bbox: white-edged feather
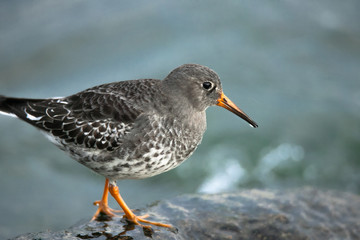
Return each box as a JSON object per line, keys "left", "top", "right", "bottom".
{"left": 25, "top": 111, "right": 42, "bottom": 121}
{"left": 0, "top": 110, "right": 17, "bottom": 118}
{"left": 52, "top": 96, "right": 68, "bottom": 104}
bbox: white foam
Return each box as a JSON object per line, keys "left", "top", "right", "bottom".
{"left": 197, "top": 159, "right": 246, "bottom": 194}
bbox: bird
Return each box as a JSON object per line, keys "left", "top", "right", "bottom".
{"left": 0, "top": 64, "right": 258, "bottom": 229}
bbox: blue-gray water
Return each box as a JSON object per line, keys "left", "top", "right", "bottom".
{"left": 0, "top": 1, "right": 359, "bottom": 239}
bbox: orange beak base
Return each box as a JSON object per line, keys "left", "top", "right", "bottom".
{"left": 216, "top": 93, "right": 258, "bottom": 128}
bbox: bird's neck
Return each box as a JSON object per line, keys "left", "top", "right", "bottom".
{"left": 155, "top": 85, "right": 207, "bottom": 132}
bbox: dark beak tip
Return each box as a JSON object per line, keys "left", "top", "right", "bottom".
{"left": 217, "top": 93, "right": 258, "bottom": 129}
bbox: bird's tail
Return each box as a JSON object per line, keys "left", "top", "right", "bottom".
{"left": 0, "top": 95, "right": 16, "bottom": 117}
{"left": 0, "top": 95, "right": 43, "bottom": 119}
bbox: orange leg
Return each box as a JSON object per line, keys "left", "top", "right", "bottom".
{"left": 108, "top": 181, "right": 173, "bottom": 229}
{"left": 91, "top": 179, "right": 122, "bottom": 221}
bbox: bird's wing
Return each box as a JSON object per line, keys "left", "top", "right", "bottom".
{"left": 1, "top": 80, "right": 160, "bottom": 151}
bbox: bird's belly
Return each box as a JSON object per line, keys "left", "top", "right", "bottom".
{"left": 53, "top": 114, "right": 206, "bottom": 180}
{"left": 105, "top": 136, "right": 201, "bottom": 180}
{"left": 98, "top": 115, "right": 206, "bottom": 180}
{"left": 57, "top": 128, "right": 203, "bottom": 180}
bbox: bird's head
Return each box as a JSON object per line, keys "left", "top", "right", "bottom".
{"left": 163, "top": 64, "right": 258, "bottom": 128}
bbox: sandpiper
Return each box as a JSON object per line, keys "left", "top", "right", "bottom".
{"left": 0, "top": 64, "right": 257, "bottom": 229}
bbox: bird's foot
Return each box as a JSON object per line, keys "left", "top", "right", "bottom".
{"left": 108, "top": 183, "right": 175, "bottom": 230}
{"left": 123, "top": 213, "right": 175, "bottom": 231}
{"left": 91, "top": 200, "right": 122, "bottom": 221}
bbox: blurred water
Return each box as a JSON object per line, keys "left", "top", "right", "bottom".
{"left": 0, "top": 1, "right": 359, "bottom": 239}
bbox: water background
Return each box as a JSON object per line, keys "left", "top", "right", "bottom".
{"left": 0, "top": 1, "right": 359, "bottom": 239}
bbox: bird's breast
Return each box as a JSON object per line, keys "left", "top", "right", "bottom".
{"left": 105, "top": 112, "right": 207, "bottom": 180}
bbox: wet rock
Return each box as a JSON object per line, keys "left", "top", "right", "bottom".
{"left": 12, "top": 188, "right": 360, "bottom": 240}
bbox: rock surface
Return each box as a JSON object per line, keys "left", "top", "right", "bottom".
{"left": 12, "top": 188, "right": 360, "bottom": 240}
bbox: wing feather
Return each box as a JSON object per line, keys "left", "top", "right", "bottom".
{"left": 0, "top": 79, "right": 162, "bottom": 151}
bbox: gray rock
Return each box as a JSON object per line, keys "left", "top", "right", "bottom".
{"left": 12, "top": 188, "right": 360, "bottom": 240}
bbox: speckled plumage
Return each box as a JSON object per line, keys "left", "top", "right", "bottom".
{"left": 0, "top": 64, "right": 258, "bottom": 227}
{"left": 0, "top": 64, "right": 236, "bottom": 181}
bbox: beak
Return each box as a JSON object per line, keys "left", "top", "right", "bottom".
{"left": 216, "top": 92, "right": 258, "bottom": 128}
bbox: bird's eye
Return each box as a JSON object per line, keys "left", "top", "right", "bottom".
{"left": 202, "top": 81, "right": 213, "bottom": 90}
